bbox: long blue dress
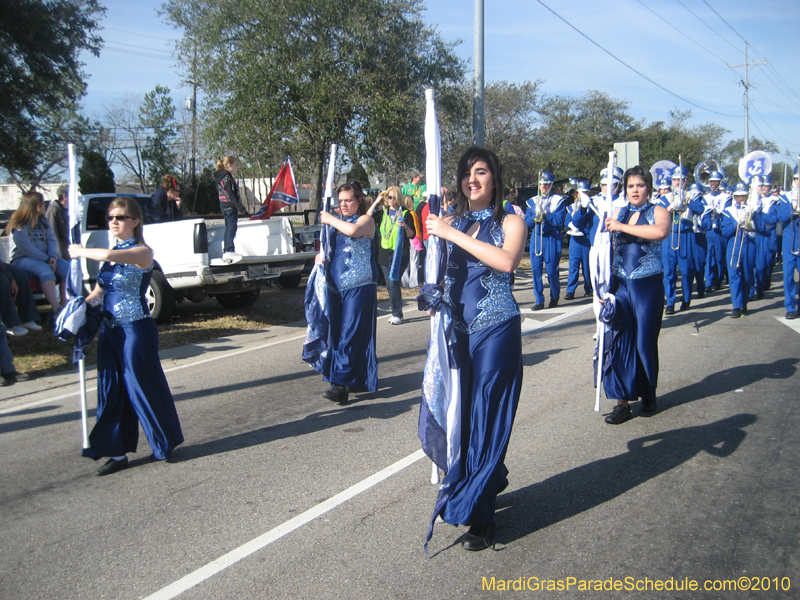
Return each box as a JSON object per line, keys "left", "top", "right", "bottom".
{"left": 435, "top": 209, "right": 522, "bottom": 527}
{"left": 602, "top": 202, "right": 664, "bottom": 405}
{"left": 82, "top": 239, "right": 183, "bottom": 461}
{"left": 322, "top": 216, "right": 378, "bottom": 392}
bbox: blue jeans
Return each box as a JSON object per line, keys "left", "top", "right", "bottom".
{"left": 0, "top": 263, "right": 39, "bottom": 326}
{"left": 0, "top": 322, "right": 15, "bottom": 374}
{"left": 379, "top": 264, "right": 403, "bottom": 319}
{"left": 221, "top": 206, "right": 238, "bottom": 253}
{"left": 11, "top": 256, "right": 69, "bottom": 283}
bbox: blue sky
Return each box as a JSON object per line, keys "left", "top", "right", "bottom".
{"left": 82, "top": 0, "right": 800, "bottom": 174}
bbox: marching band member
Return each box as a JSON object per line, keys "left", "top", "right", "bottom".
{"left": 761, "top": 174, "right": 779, "bottom": 288}
{"left": 700, "top": 171, "right": 731, "bottom": 290}
{"left": 662, "top": 166, "right": 697, "bottom": 314}
{"left": 687, "top": 182, "right": 707, "bottom": 299}
{"left": 774, "top": 168, "right": 799, "bottom": 319}
{"left": 753, "top": 175, "right": 776, "bottom": 299}
{"left": 564, "top": 180, "right": 595, "bottom": 299}
{"left": 602, "top": 166, "right": 670, "bottom": 424}
{"left": 525, "top": 171, "right": 566, "bottom": 309}
{"left": 721, "top": 182, "right": 766, "bottom": 318}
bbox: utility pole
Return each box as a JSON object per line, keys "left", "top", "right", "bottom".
{"left": 473, "top": 0, "right": 485, "bottom": 147}
{"left": 727, "top": 42, "right": 767, "bottom": 156}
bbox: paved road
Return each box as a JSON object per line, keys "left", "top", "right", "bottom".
{"left": 1, "top": 268, "right": 798, "bottom": 599}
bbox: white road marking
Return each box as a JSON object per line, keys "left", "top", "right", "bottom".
{"left": 774, "top": 315, "right": 800, "bottom": 335}
{"left": 142, "top": 449, "right": 427, "bottom": 600}
{"left": 521, "top": 304, "right": 593, "bottom": 335}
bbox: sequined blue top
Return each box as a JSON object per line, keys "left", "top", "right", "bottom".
{"left": 328, "top": 215, "right": 377, "bottom": 292}
{"left": 97, "top": 238, "right": 153, "bottom": 326}
{"left": 444, "top": 209, "right": 520, "bottom": 334}
{"left": 612, "top": 202, "right": 663, "bottom": 280}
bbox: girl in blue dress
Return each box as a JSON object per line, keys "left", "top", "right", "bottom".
{"left": 316, "top": 182, "right": 378, "bottom": 403}
{"left": 602, "top": 166, "right": 670, "bottom": 424}
{"left": 425, "top": 147, "right": 527, "bottom": 551}
{"left": 69, "top": 198, "right": 183, "bottom": 475}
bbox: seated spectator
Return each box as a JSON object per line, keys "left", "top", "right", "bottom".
{"left": 7, "top": 192, "right": 68, "bottom": 318}
{"left": 146, "top": 175, "right": 183, "bottom": 224}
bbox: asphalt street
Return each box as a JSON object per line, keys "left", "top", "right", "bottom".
{"left": 0, "top": 266, "right": 798, "bottom": 600}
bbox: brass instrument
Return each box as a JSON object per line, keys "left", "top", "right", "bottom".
{"left": 532, "top": 171, "right": 546, "bottom": 257}
{"left": 694, "top": 158, "right": 725, "bottom": 192}
{"left": 730, "top": 178, "right": 760, "bottom": 269}
{"left": 670, "top": 155, "right": 687, "bottom": 251}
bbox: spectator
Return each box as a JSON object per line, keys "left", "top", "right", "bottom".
{"left": 146, "top": 175, "right": 184, "bottom": 224}
{"left": 7, "top": 192, "right": 69, "bottom": 317}
{"left": 0, "top": 320, "right": 33, "bottom": 386}
{"left": 46, "top": 184, "right": 70, "bottom": 260}
{"left": 0, "top": 243, "right": 42, "bottom": 336}
{"left": 402, "top": 173, "right": 427, "bottom": 210}
{"left": 215, "top": 156, "right": 249, "bottom": 263}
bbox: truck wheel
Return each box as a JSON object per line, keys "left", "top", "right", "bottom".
{"left": 146, "top": 270, "right": 176, "bottom": 323}
{"left": 277, "top": 273, "right": 302, "bottom": 289}
{"left": 216, "top": 288, "right": 260, "bottom": 309}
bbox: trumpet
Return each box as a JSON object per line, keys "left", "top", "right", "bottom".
{"left": 730, "top": 182, "right": 760, "bottom": 269}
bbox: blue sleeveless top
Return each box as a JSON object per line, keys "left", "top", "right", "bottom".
{"left": 97, "top": 238, "right": 153, "bottom": 326}
{"left": 327, "top": 215, "right": 377, "bottom": 292}
{"left": 612, "top": 202, "right": 663, "bottom": 280}
{"left": 444, "top": 209, "right": 520, "bottom": 334}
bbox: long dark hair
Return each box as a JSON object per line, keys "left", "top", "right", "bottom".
{"left": 336, "top": 181, "right": 366, "bottom": 216}
{"left": 623, "top": 165, "right": 653, "bottom": 200}
{"left": 452, "top": 146, "right": 505, "bottom": 222}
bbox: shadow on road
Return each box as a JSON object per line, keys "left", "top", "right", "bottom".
{"left": 495, "top": 413, "right": 757, "bottom": 546}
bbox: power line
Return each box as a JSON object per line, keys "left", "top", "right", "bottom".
{"left": 533, "top": 0, "right": 739, "bottom": 118}
{"left": 636, "top": 0, "right": 729, "bottom": 66}
{"left": 102, "top": 26, "right": 178, "bottom": 43}
{"left": 103, "top": 46, "right": 175, "bottom": 61}
{"left": 674, "top": 0, "right": 743, "bottom": 56}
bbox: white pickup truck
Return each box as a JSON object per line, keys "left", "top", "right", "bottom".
{"left": 76, "top": 194, "right": 315, "bottom": 322}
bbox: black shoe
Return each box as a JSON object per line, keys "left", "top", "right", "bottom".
{"left": 462, "top": 523, "right": 496, "bottom": 551}
{"left": 2, "top": 371, "right": 32, "bottom": 384}
{"left": 697, "top": 290, "right": 705, "bottom": 299}
{"left": 497, "top": 476, "right": 509, "bottom": 494}
{"left": 604, "top": 404, "right": 631, "bottom": 424}
{"left": 532, "top": 303, "right": 544, "bottom": 311}
{"left": 715, "top": 283, "right": 723, "bottom": 291}
{"left": 731, "top": 309, "right": 742, "bottom": 319}
{"left": 679, "top": 301, "right": 690, "bottom": 311}
{"left": 96, "top": 457, "right": 129, "bottom": 476}
{"left": 641, "top": 399, "right": 658, "bottom": 414}
{"left": 322, "top": 384, "right": 349, "bottom": 403}
{"left": 757, "top": 290, "right": 765, "bottom": 300}
{"left": 549, "top": 298, "right": 559, "bottom": 308}
{"left": 786, "top": 312, "right": 797, "bottom": 320}
{"left": 765, "top": 280, "right": 772, "bottom": 290}
{"left": 564, "top": 292, "right": 575, "bottom": 300}
{"left": 665, "top": 306, "right": 675, "bottom": 315}
{"left": 584, "top": 289, "right": 593, "bottom": 297}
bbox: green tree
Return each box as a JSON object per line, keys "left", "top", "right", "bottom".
{"left": 718, "top": 137, "right": 779, "bottom": 183}
{"left": 163, "top": 0, "right": 463, "bottom": 207}
{"left": 79, "top": 150, "right": 116, "bottom": 193}
{"left": 140, "top": 85, "right": 178, "bottom": 187}
{"left": 0, "top": 0, "right": 103, "bottom": 174}
{"left": 531, "top": 91, "right": 641, "bottom": 185}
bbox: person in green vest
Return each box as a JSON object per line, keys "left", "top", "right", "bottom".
{"left": 402, "top": 173, "right": 427, "bottom": 211}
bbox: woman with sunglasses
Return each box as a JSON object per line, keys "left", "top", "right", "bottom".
{"left": 316, "top": 181, "right": 378, "bottom": 403}
{"left": 6, "top": 191, "right": 70, "bottom": 317}
{"left": 368, "top": 186, "right": 417, "bottom": 324}
{"left": 69, "top": 198, "right": 183, "bottom": 475}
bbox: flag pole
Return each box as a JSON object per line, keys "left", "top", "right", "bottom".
{"left": 68, "top": 144, "right": 89, "bottom": 448}
{"left": 594, "top": 150, "right": 616, "bottom": 412}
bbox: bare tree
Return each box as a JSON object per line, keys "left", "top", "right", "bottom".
{"left": 104, "top": 94, "right": 148, "bottom": 192}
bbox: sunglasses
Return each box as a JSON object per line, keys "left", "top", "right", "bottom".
{"left": 106, "top": 214, "right": 133, "bottom": 222}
